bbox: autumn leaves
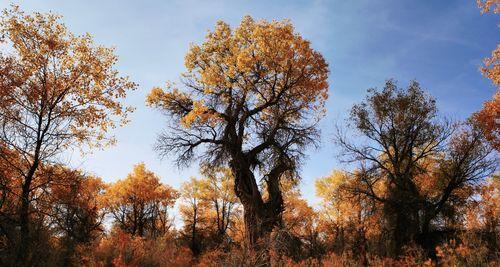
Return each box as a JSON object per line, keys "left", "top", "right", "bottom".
{"left": 0, "top": 6, "right": 136, "bottom": 265}
{"left": 0, "top": 2, "right": 498, "bottom": 266}
{"left": 146, "top": 16, "right": 331, "bottom": 250}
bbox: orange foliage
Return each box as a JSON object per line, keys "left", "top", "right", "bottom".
{"left": 473, "top": 92, "right": 500, "bottom": 149}
{"left": 0, "top": 6, "right": 135, "bottom": 263}
{"left": 475, "top": 1, "right": 500, "bottom": 149}
{"left": 477, "top": 0, "right": 500, "bottom": 14}
{"left": 47, "top": 167, "right": 106, "bottom": 238}
{"left": 0, "top": 5, "right": 136, "bottom": 149}
{"left": 90, "top": 229, "right": 192, "bottom": 267}
{"left": 316, "top": 171, "right": 382, "bottom": 241}
{"left": 146, "top": 16, "right": 329, "bottom": 129}
{"left": 104, "top": 163, "right": 179, "bottom": 237}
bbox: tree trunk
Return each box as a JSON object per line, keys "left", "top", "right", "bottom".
{"left": 241, "top": 200, "right": 282, "bottom": 251}
{"left": 17, "top": 161, "right": 38, "bottom": 267}
{"left": 18, "top": 186, "right": 31, "bottom": 264}
{"left": 230, "top": 159, "right": 283, "bottom": 250}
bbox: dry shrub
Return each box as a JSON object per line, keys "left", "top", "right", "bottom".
{"left": 273, "top": 247, "right": 433, "bottom": 267}
{"left": 196, "top": 246, "right": 270, "bottom": 267}
{"left": 314, "top": 252, "right": 358, "bottom": 267}
{"left": 87, "top": 230, "right": 193, "bottom": 267}
{"left": 436, "top": 239, "right": 496, "bottom": 267}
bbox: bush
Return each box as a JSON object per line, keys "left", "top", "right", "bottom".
{"left": 87, "top": 230, "right": 193, "bottom": 267}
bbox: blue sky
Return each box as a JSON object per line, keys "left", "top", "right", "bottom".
{"left": 2, "top": 0, "right": 497, "bottom": 207}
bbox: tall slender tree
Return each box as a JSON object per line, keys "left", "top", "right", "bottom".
{"left": 0, "top": 6, "right": 136, "bottom": 265}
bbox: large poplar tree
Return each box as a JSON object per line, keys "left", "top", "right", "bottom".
{"left": 147, "top": 16, "right": 329, "bottom": 247}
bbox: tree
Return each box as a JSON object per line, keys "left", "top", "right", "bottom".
{"left": 0, "top": 145, "right": 25, "bottom": 264}
{"left": 46, "top": 167, "right": 106, "bottom": 266}
{"left": 473, "top": 92, "right": 499, "bottom": 150}
{"left": 0, "top": 6, "right": 136, "bottom": 263}
{"left": 316, "top": 171, "right": 381, "bottom": 262}
{"left": 279, "top": 179, "right": 323, "bottom": 260}
{"left": 465, "top": 176, "right": 499, "bottom": 252}
{"left": 199, "top": 166, "right": 240, "bottom": 244}
{"left": 335, "top": 80, "right": 496, "bottom": 256}
{"left": 147, "top": 15, "right": 329, "bottom": 248}
{"left": 179, "top": 177, "right": 208, "bottom": 255}
{"left": 179, "top": 167, "right": 240, "bottom": 255}
{"left": 104, "top": 163, "right": 178, "bottom": 238}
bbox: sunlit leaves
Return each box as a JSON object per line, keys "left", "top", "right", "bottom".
{"left": 0, "top": 5, "right": 136, "bottom": 153}
{"left": 475, "top": 2, "right": 500, "bottom": 150}
{"left": 147, "top": 15, "right": 328, "bottom": 133}
{"left": 104, "top": 163, "right": 179, "bottom": 237}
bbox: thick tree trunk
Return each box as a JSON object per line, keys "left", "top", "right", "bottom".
{"left": 230, "top": 159, "right": 284, "bottom": 250}
{"left": 243, "top": 202, "right": 264, "bottom": 247}
{"left": 241, "top": 201, "right": 282, "bottom": 247}
{"left": 384, "top": 179, "right": 422, "bottom": 257}
{"left": 388, "top": 206, "right": 421, "bottom": 256}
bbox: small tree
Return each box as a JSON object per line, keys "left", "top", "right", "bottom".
{"left": 179, "top": 177, "right": 208, "bottom": 256}
{"left": 316, "top": 170, "right": 380, "bottom": 261}
{"left": 47, "top": 167, "right": 106, "bottom": 266}
{"left": 104, "top": 163, "right": 178, "bottom": 238}
{"left": 147, "top": 16, "right": 329, "bottom": 248}
{"left": 199, "top": 166, "right": 240, "bottom": 243}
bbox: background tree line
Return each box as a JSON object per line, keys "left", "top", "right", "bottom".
{"left": 0, "top": 2, "right": 498, "bottom": 266}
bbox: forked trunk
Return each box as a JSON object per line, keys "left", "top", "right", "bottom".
{"left": 230, "top": 159, "right": 284, "bottom": 250}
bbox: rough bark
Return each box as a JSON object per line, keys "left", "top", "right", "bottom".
{"left": 230, "top": 158, "right": 284, "bottom": 250}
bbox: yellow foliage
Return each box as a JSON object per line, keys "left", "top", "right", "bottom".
{"left": 147, "top": 15, "right": 329, "bottom": 129}
{"left": 0, "top": 6, "right": 136, "bottom": 149}
{"left": 105, "top": 163, "right": 178, "bottom": 208}
{"left": 473, "top": 91, "right": 500, "bottom": 149}
{"left": 104, "top": 163, "right": 179, "bottom": 237}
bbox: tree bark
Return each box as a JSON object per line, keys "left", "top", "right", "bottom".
{"left": 230, "top": 158, "right": 284, "bottom": 250}
{"left": 17, "top": 160, "right": 38, "bottom": 267}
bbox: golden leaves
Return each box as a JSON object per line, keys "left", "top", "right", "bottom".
{"left": 0, "top": 6, "right": 136, "bottom": 150}
{"left": 146, "top": 84, "right": 191, "bottom": 113}
{"left": 315, "top": 170, "right": 383, "bottom": 237}
{"left": 315, "top": 170, "right": 346, "bottom": 201}
{"left": 181, "top": 100, "right": 216, "bottom": 128}
{"left": 481, "top": 44, "right": 500, "bottom": 86}
{"left": 104, "top": 163, "right": 179, "bottom": 208}
{"left": 148, "top": 15, "right": 329, "bottom": 130}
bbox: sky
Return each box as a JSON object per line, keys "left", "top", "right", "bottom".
{"left": 2, "top": 0, "right": 497, "bottom": 208}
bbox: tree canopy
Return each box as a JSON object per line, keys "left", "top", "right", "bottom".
{"left": 147, "top": 15, "right": 329, "bottom": 247}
